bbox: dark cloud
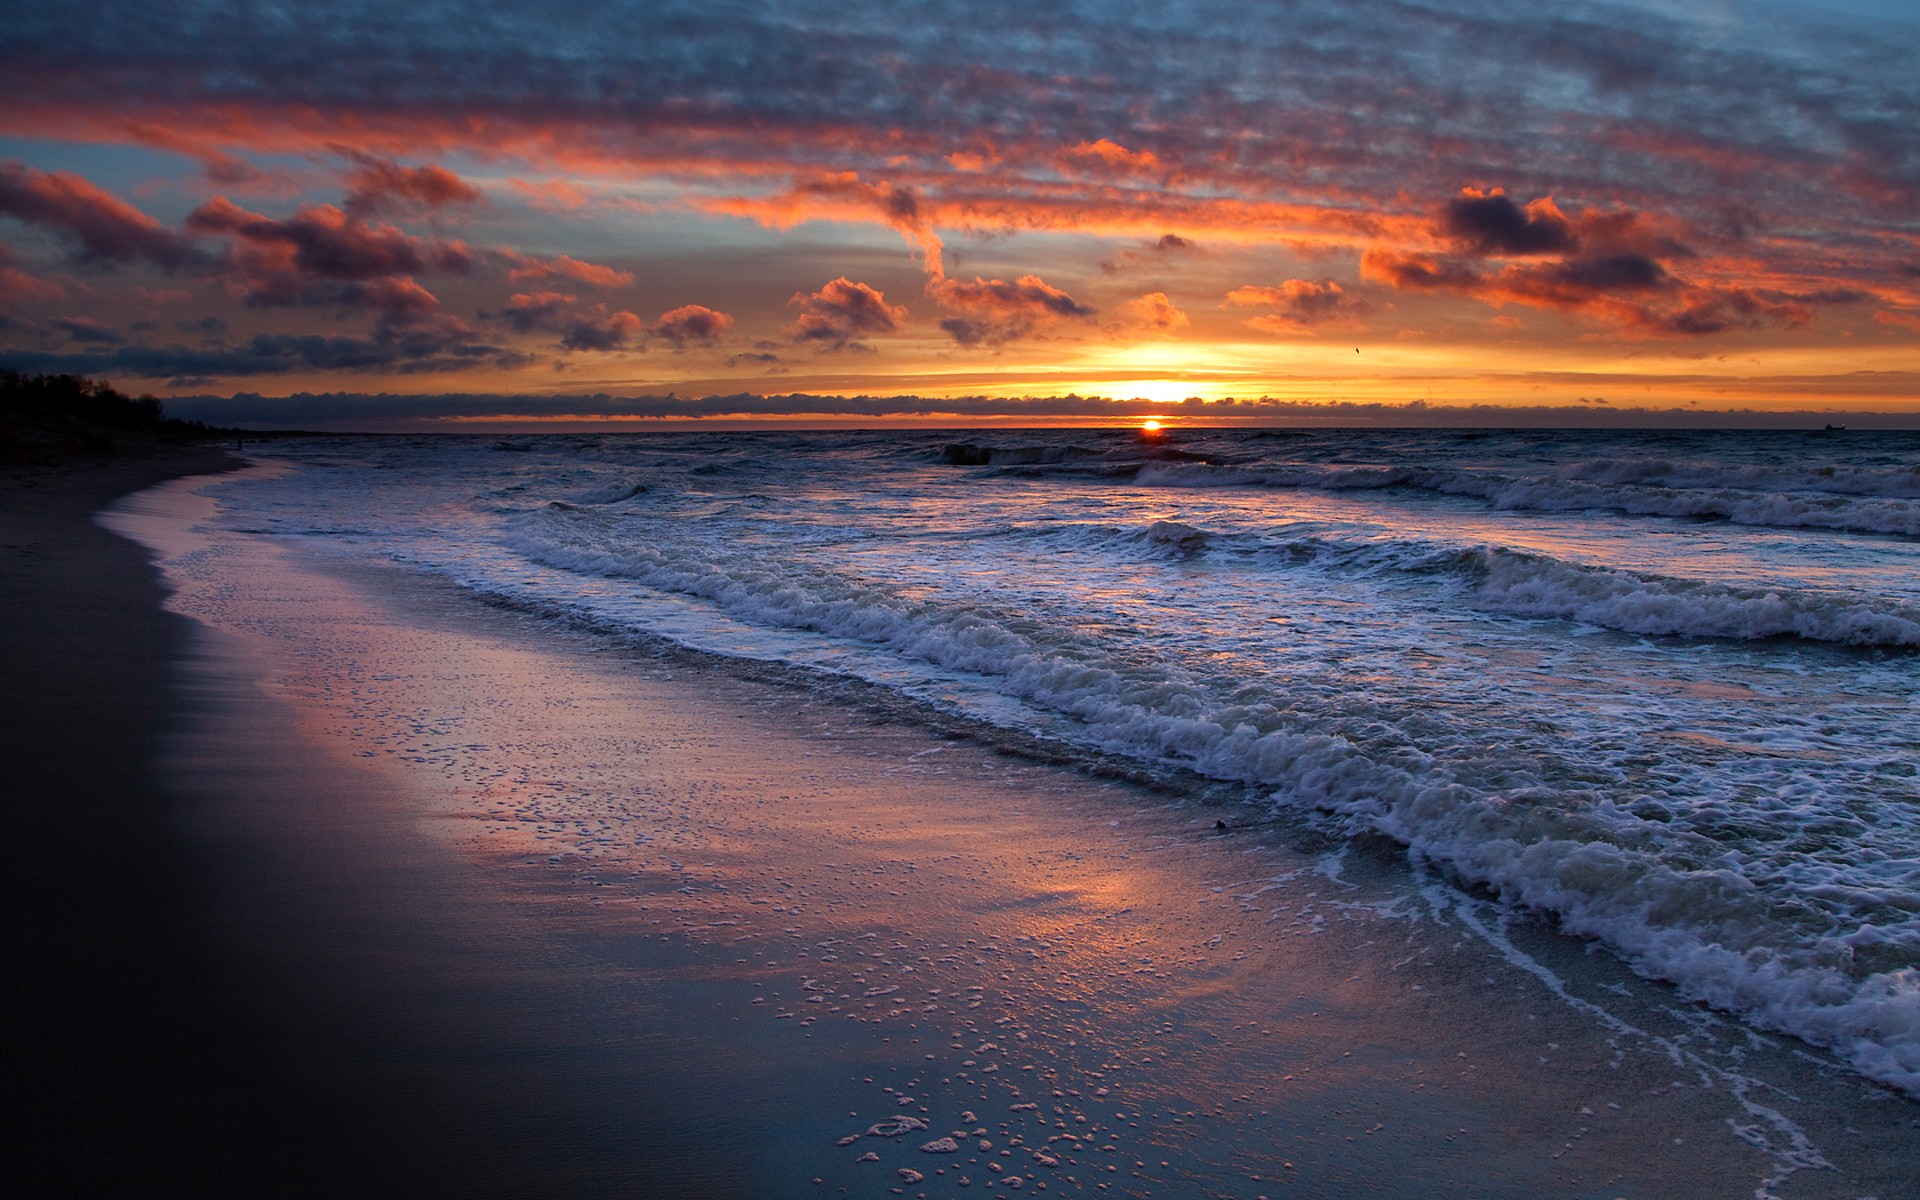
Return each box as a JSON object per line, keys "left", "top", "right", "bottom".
{"left": 1356, "top": 189, "right": 1859, "bottom": 338}
{"left": 187, "top": 197, "right": 472, "bottom": 291}
{"left": 559, "top": 309, "right": 645, "bottom": 352}
{"left": 929, "top": 273, "right": 1094, "bottom": 346}
{"left": 53, "top": 316, "right": 124, "bottom": 344}
{"left": 790, "top": 277, "right": 906, "bottom": 351}
{"left": 145, "top": 388, "right": 1920, "bottom": 432}
{"left": 341, "top": 154, "right": 485, "bottom": 217}
{"left": 1443, "top": 190, "right": 1577, "bottom": 256}
{"left": 0, "top": 160, "right": 206, "bottom": 270}
{"left": 1513, "top": 253, "right": 1673, "bottom": 305}
{"left": 497, "top": 290, "right": 576, "bottom": 333}
{"left": 495, "top": 292, "right": 729, "bottom": 353}
{"left": 724, "top": 350, "right": 786, "bottom": 371}
{"left": 0, "top": 331, "right": 529, "bottom": 382}
{"left": 5, "top": 0, "right": 1913, "bottom": 251}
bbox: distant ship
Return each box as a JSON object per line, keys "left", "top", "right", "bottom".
{"left": 1824, "top": 423, "right": 1847, "bottom": 431}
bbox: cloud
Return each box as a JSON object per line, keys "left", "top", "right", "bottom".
{"left": 1443, "top": 189, "right": 1576, "bottom": 256}
{"left": 1359, "top": 188, "right": 1865, "bottom": 337}
{"left": 344, "top": 275, "right": 472, "bottom": 338}
{"left": 720, "top": 172, "right": 947, "bottom": 276}
{"left": 1492, "top": 252, "right": 1674, "bottom": 309}
{"left": 0, "top": 160, "right": 205, "bottom": 270}
{"left": 125, "top": 123, "right": 264, "bottom": 186}
{"left": 146, "top": 388, "right": 1920, "bottom": 433}
{"left": 341, "top": 153, "right": 485, "bottom": 217}
{"left": 1069, "top": 139, "right": 1162, "bottom": 174}
{"left": 649, "top": 304, "right": 733, "bottom": 348}
{"left": 495, "top": 291, "right": 731, "bottom": 353}
{"left": 559, "top": 309, "right": 645, "bottom": 352}
{"left": 1118, "top": 292, "right": 1189, "bottom": 333}
{"left": 0, "top": 247, "right": 66, "bottom": 307}
{"left": 1101, "top": 232, "right": 1199, "bottom": 274}
{"left": 498, "top": 290, "right": 577, "bottom": 332}
{"left": 1361, "top": 249, "right": 1483, "bottom": 292}
{"left": 929, "top": 273, "right": 1095, "bottom": 346}
{"left": 1, "top": 3, "right": 1912, "bottom": 380}
{"left": 1226, "top": 279, "right": 1367, "bottom": 332}
{"left": 0, "top": 331, "right": 529, "bottom": 383}
{"left": 53, "top": 316, "right": 124, "bottom": 344}
{"left": 497, "top": 250, "right": 634, "bottom": 289}
{"left": 790, "top": 277, "right": 907, "bottom": 351}
{"left": 187, "top": 196, "right": 472, "bottom": 292}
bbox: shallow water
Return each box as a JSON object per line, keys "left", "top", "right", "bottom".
{"left": 183, "top": 426, "right": 1920, "bottom": 1100}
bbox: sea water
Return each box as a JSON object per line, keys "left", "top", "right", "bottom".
{"left": 200, "top": 425, "right": 1920, "bottom": 1096}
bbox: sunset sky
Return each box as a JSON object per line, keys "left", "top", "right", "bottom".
{"left": 2, "top": 0, "right": 1916, "bottom": 427}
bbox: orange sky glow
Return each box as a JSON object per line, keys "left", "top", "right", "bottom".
{"left": 2, "top": 1, "right": 1915, "bottom": 428}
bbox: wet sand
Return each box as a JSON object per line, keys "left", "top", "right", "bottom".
{"left": 13, "top": 455, "right": 1917, "bottom": 1198}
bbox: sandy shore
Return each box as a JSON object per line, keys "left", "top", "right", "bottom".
{"left": 9, "top": 449, "right": 1917, "bottom": 1198}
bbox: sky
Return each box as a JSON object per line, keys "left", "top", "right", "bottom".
{"left": 1, "top": 0, "right": 1916, "bottom": 428}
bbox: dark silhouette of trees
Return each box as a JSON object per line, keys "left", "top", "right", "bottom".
{"left": 1, "top": 370, "right": 218, "bottom": 463}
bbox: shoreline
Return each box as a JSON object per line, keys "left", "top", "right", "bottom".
{"left": 0, "top": 445, "right": 348, "bottom": 1195}
{"left": 9, "top": 447, "right": 1917, "bottom": 1197}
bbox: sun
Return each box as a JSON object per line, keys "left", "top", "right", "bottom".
{"left": 1141, "top": 419, "right": 1162, "bottom": 432}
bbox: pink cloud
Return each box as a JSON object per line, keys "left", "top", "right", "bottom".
{"left": 0, "top": 160, "right": 204, "bottom": 270}
{"left": 929, "top": 273, "right": 1095, "bottom": 347}
{"left": 187, "top": 196, "right": 470, "bottom": 280}
{"left": 498, "top": 250, "right": 634, "bottom": 289}
{"left": 499, "top": 290, "right": 577, "bottom": 332}
{"left": 651, "top": 304, "right": 733, "bottom": 348}
{"left": 0, "top": 247, "right": 66, "bottom": 307}
{"left": 341, "top": 154, "right": 485, "bottom": 217}
{"left": 790, "top": 277, "right": 907, "bottom": 351}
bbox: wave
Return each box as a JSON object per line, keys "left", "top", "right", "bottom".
{"left": 1130, "top": 461, "right": 1920, "bottom": 537}
{"left": 568, "top": 480, "right": 651, "bottom": 505}
{"left": 1562, "top": 456, "right": 1920, "bottom": 500}
{"left": 497, "top": 503, "right": 1920, "bottom": 1094}
{"left": 1466, "top": 547, "right": 1920, "bottom": 646}
{"left": 1017, "top": 518, "right": 1920, "bottom": 648}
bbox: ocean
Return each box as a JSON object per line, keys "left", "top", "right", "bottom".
{"left": 194, "top": 424, "right": 1920, "bottom": 1099}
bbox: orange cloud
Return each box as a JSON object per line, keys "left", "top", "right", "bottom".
{"left": 1119, "top": 292, "right": 1190, "bottom": 333}
{"left": 1070, "top": 139, "right": 1162, "bottom": 174}
{"left": 1227, "top": 279, "right": 1368, "bottom": 333}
